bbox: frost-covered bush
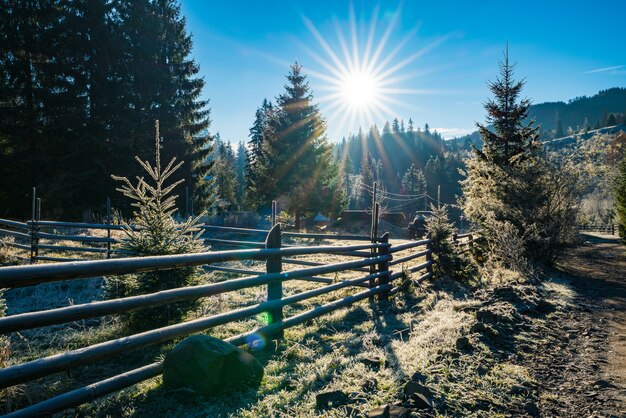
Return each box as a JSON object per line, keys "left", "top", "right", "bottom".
{"left": 425, "top": 204, "right": 468, "bottom": 280}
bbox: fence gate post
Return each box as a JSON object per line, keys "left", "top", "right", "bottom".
{"left": 30, "top": 188, "right": 36, "bottom": 264}
{"left": 265, "top": 223, "right": 283, "bottom": 339}
{"left": 106, "top": 197, "right": 112, "bottom": 259}
{"left": 377, "top": 232, "right": 390, "bottom": 300}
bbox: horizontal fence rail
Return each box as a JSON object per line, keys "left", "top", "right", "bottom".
{"left": 577, "top": 224, "right": 616, "bottom": 234}
{"left": 2, "top": 217, "right": 377, "bottom": 264}
{"left": 0, "top": 243, "right": 389, "bottom": 288}
{"left": 0, "top": 219, "right": 480, "bottom": 417}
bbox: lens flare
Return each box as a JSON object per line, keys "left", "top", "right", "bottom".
{"left": 256, "top": 311, "right": 272, "bottom": 326}
{"left": 245, "top": 333, "right": 266, "bottom": 350}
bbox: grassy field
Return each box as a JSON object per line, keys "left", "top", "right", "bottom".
{"left": 0, "top": 235, "right": 428, "bottom": 415}
{"left": 1, "top": 230, "right": 579, "bottom": 417}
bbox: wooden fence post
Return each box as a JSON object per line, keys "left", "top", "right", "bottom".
{"left": 468, "top": 233, "right": 474, "bottom": 249}
{"left": 377, "top": 232, "right": 390, "bottom": 300}
{"left": 271, "top": 200, "right": 277, "bottom": 226}
{"left": 30, "top": 188, "right": 36, "bottom": 264}
{"left": 106, "top": 197, "right": 112, "bottom": 259}
{"left": 265, "top": 223, "right": 283, "bottom": 339}
{"left": 452, "top": 232, "right": 458, "bottom": 246}
{"left": 370, "top": 182, "right": 377, "bottom": 242}
{"left": 426, "top": 235, "right": 433, "bottom": 277}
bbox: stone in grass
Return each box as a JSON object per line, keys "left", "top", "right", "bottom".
{"left": 367, "top": 404, "right": 412, "bottom": 418}
{"left": 315, "top": 390, "right": 350, "bottom": 410}
{"left": 361, "top": 355, "right": 388, "bottom": 368}
{"left": 524, "top": 401, "right": 540, "bottom": 417}
{"left": 163, "top": 335, "right": 263, "bottom": 396}
{"left": 410, "top": 371, "right": 427, "bottom": 383}
{"left": 403, "top": 381, "right": 433, "bottom": 409}
{"left": 455, "top": 336, "right": 472, "bottom": 351}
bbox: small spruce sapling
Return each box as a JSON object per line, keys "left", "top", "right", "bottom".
{"left": 106, "top": 120, "right": 206, "bottom": 330}
{"left": 425, "top": 203, "right": 466, "bottom": 279}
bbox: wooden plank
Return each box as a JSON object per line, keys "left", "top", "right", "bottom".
{"left": 0, "top": 255, "right": 389, "bottom": 334}
{"left": 388, "top": 238, "right": 431, "bottom": 254}
{"left": 2, "top": 362, "right": 163, "bottom": 418}
{"left": 35, "top": 244, "right": 108, "bottom": 254}
{"left": 29, "top": 220, "right": 133, "bottom": 231}
{"left": 0, "top": 265, "right": 388, "bottom": 389}
{"left": 265, "top": 224, "right": 283, "bottom": 339}
{"left": 201, "top": 225, "right": 268, "bottom": 235}
{"left": 2, "top": 241, "right": 31, "bottom": 251}
{"left": 1, "top": 270, "right": 388, "bottom": 417}
{"left": 228, "top": 283, "right": 391, "bottom": 347}
{"left": 203, "top": 238, "right": 266, "bottom": 248}
{"left": 388, "top": 249, "right": 431, "bottom": 266}
{"left": 0, "top": 243, "right": 386, "bottom": 288}
{"left": 34, "top": 231, "right": 117, "bottom": 243}
{"left": 33, "top": 256, "right": 84, "bottom": 262}
{"left": 282, "top": 231, "right": 371, "bottom": 241}
{"left": 0, "top": 228, "right": 31, "bottom": 240}
{"left": 0, "top": 218, "right": 30, "bottom": 230}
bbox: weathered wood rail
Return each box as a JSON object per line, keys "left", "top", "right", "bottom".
{"left": 0, "top": 217, "right": 375, "bottom": 265}
{"left": 577, "top": 224, "right": 616, "bottom": 235}
{"left": 0, "top": 222, "right": 469, "bottom": 417}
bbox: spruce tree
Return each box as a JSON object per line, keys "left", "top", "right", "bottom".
{"left": 402, "top": 164, "right": 428, "bottom": 212}
{"left": 555, "top": 120, "right": 564, "bottom": 138}
{"left": 235, "top": 141, "right": 247, "bottom": 207}
{"left": 245, "top": 99, "right": 275, "bottom": 209}
{"left": 461, "top": 51, "right": 576, "bottom": 265}
{"left": 108, "top": 120, "right": 206, "bottom": 330}
{"left": 263, "top": 63, "right": 341, "bottom": 225}
{"left": 607, "top": 113, "right": 617, "bottom": 127}
{"left": 210, "top": 136, "right": 238, "bottom": 212}
{"left": 475, "top": 51, "right": 540, "bottom": 165}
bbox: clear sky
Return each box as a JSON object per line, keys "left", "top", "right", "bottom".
{"left": 180, "top": 0, "right": 626, "bottom": 142}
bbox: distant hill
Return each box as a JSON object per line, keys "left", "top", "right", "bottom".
{"left": 543, "top": 124, "right": 626, "bottom": 150}
{"left": 529, "top": 87, "right": 626, "bottom": 136}
{"left": 452, "top": 87, "right": 626, "bottom": 146}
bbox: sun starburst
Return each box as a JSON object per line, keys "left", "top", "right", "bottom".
{"left": 302, "top": 5, "right": 447, "bottom": 138}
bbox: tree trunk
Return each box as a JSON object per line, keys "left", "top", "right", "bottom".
{"left": 295, "top": 207, "right": 301, "bottom": 231}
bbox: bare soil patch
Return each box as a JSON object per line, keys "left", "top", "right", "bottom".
{"left": 535, "top": 232, "right": 626, "bottom": 417}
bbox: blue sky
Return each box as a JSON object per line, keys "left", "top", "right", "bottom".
{"left": 180, "top": 0, "right": 626, "bottom": 142}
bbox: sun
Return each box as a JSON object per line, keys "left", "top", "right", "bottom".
{"left": 341, "top": 71, "right": 380, "bottom": 109}
{"left": 301, "top": 5, "right": 447, "bottom": 137}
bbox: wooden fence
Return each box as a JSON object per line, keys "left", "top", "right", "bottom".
{"left": 577, "top": 224, "right": 616, "bottom": 235}
{"left": 0, "top": 218, "right": 376, "bottom": 265}
{"left": 0, "top": 222, "right": 485, "bottom": 418}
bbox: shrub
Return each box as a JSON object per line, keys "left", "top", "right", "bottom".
{"left": 106, "top": 121, "right": 207, "bottom": 331}
{"left": 425, "top": 204, "right": 468, "bottom": 280}
{"left": 0, "top": 238, "right": 20, "bottom": 266}
{"left": 461, "top": 53, "right": 578, "bottom": 267}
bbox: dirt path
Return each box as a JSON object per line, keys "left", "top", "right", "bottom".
{"left": 536, "top": 232, "right": 626, "bottom": 417}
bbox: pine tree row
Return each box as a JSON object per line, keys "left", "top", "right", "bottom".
{"left": 0, "top": 0, "right": 212, "bottom": 219}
